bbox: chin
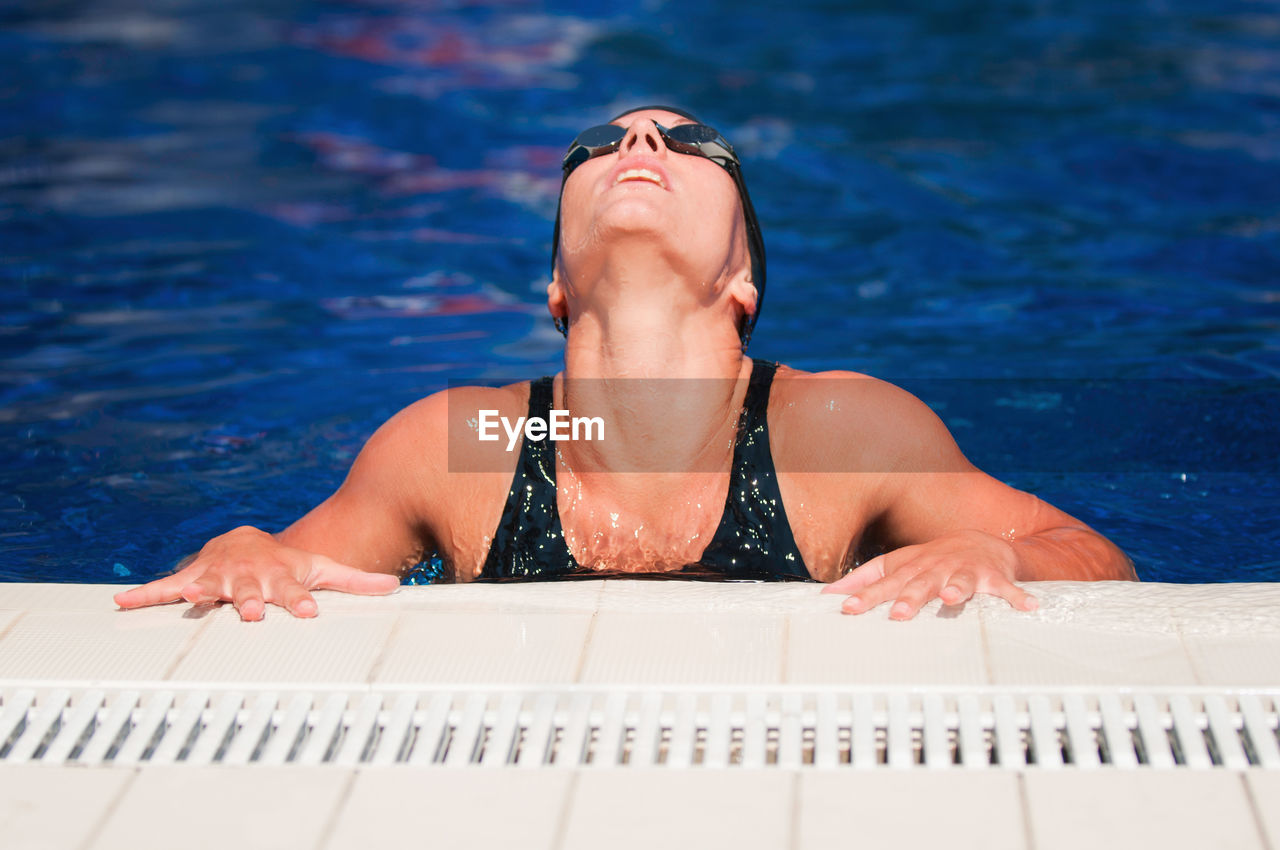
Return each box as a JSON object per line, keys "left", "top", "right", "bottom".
{"left": 593, "top": 207, "right": 671, "bottom": 243}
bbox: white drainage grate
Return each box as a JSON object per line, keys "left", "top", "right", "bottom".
{"left": 1, "top": 684, "right": 1277, "bottom": 770}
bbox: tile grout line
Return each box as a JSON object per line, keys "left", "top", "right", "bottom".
{"left": 314, "top": 770, "right": 361, "bottom": 850}
{"left": 1016, "top": 772, "right": 1038, "bottom": 850}
{"left": 571, "top": 612, "right": 599, "bottom": 684}
{"left": 566, "top": 582, "right": 604, "bottom": 685}
{"left": 158, "top": 606, "right": 219, "bottom": 680}
{"left": 787, "top": 771, "right": 801, "bottom": 850}
{"left": 1241, "top": 772, "right": 1276, "bottom": 850}
{"left": 779, "top": 615, "right": 791, "bottom": 684}
{"left": 549, "top": 769, "right": 581, "bottom": 850}
{"left": 76, "top": 767, "right": 140, "bottom": 850}
{"left": 977, "top": 604, "right": 996, "bottom": 686}
{"left": 364, "top": 611, "right": 405, "bottom": 684}
{"left": 1173, "top": 616, "right": 1205, "bottom": 686}
{"left": 0, "top": 609, "right": 29, "bottom": 643}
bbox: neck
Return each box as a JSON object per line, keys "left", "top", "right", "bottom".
{"left": 555, "top": 269, "right": 753, "bottom": 482}
{"left": 546, "top": 249, "right": 758, "bottom": 568}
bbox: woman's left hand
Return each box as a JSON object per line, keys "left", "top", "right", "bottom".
{"left": 822, "top": 529, "right": 1039, "bottom": 619}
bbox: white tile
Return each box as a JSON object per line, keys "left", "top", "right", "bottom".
{"left": 599, "top": 579, "right": 832, "bottom": 614}
{"left": 580, "top": 612, "right": 784, "bottom": 684}
{"left": 787, "top": 603, "right": 988, "bottom": 685}
{"left": 0, "top": 766, "right": 133, "bottom": 850}
{"left": 982, "top": 619, "right": 1197, "bottom": 686}
{"left": 1113, "top": 582, "right": 1280, "bottom": 635}
{"left": 980, "top": 580, "right": 1280, "bottom": 640}
{"left": 169, "top": 609, "right": 394, "bottom": 684}
{"left": 1183, "top": 635, "right": 1280, "bottom": 687}
{"left": 1247, "top": 771, "right": 1280, "bottom": 848}
{"left": 90, "top": 767, "right": 351, "bottom": 850}
{"left": 797, "top": 771, "right": 1024, "bottom": 850}
{"left": 1024, "top": 771, "right": 1263, "bottom": 850}
{"left": 0, "top": 610, "right": 204, "bottom": 681}
{"left": 374, "top": 611, "right": 593, "bottom": 684}
{"left": 985, "top": 580, "right": 1181, "bottom": 636}
{"left": 0, "top": 583, "right": 124, "bottom": 612}
{"left": 315, "top": 580, "right": 605, "bottom": 614}
{"left": 561, "top": 769, "right": 792, "bottom": 850}
{"left": 327, "top": 767, "right": 571, "bottom": 850}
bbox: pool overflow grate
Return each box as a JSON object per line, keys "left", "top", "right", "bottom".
{"left": 0, "top": 685, "right": 1277, "bottom": 770}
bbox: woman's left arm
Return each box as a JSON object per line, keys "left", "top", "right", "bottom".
{"left": 825, "top": 522, "right": 1135, "bottom": 620}
{"left": 814, "top": 377, "right": 1135, "bottom": 619}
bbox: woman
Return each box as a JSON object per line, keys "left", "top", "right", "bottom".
{"left": 115, "top": 106, "right": 1135, "bottom": 622}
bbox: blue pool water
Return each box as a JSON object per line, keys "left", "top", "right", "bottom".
{"left": 1, "top": 0, "right": 1278, "bottom": 584}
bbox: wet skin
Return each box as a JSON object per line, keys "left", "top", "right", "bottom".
{"left": 115, "top": 110, "right": 1136, "bottom": 621}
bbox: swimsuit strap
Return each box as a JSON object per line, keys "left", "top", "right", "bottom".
{"left": 479, "top": 376, "right": 577, "bottom": 579}
{"left": 694, "top": 359, "right": 810, "bottom": 579}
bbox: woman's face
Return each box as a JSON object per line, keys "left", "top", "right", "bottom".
{"left": 554, "top": 109, "right": 749, "bottom": 296}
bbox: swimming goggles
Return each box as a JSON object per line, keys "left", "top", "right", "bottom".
{"left": 561, "top": 122, "right": 741, "bottom": 174}
{"left": 552, "top": 120, "right": 767, "bottom": 347}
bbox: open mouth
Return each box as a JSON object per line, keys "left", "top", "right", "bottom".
{"left": 614, "top": 168, "right": 666, "bottom": 188}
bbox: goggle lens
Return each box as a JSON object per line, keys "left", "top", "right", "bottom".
{"left": 562, "top": 123, "right": 738, "bottom": 173}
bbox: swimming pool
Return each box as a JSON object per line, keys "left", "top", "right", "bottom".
{"left": 2, "top": 0, "right": 1277, "bottom": 584}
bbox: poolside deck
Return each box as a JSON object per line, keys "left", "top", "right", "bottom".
{"left": 1, "top": 580, "right": 1277, "bottom": 849}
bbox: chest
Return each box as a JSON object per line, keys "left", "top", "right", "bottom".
{"left": 555, "top": 474, "right": 733, "bottom": 573}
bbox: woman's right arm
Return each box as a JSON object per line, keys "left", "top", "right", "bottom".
{"left": 113, "top": 394, "right": 447, "bottom": 620}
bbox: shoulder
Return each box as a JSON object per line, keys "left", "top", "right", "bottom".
{"left": 768, "top": 365, "right": 969, "bottom": 474}
{"left": 350, "top": 381, "right": 534, "bottom": 483}
{"left": 390, "top": 382, "right": 531, "bottom": 438}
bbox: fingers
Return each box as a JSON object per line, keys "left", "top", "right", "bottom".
{"left": 114, "top": 526, "right": 400, "bottom": 620}
{"left": 181, "top": 574, "right": 224, "bottom": 605}
{"left": 310, "top": 555, "right": 400, "bottom": 596}
{"left": 114, "top": 553, "right": 206, "bottom": 609}
{"left": 986, "top": 575, "right": 1039, "bottom": 612}
{"left": 181, "top": 572, "right": 317, "bottom": 620}
{"left": 116, "top": 550, "right": 395, "bottom": 622}
{"left": 840, "top": 570, "right": 910, "bottom": 615}
{"left": 821, "top": 552, "right": 893, "bottom": 596}
{"left": 939, "top": 570, "right": 977, "bottom": 606}
{"left": 835, "top": 556, "right": 1037, "bottom": 620}
{"left": 838, "top": 565, "right": 980, "bottom": 619}
{"left": 231, "top": 577, "right": 265, "bottom": 622}
{"left": 182, "top": 572, "right": 319, "bottom": 621}
{"left": 841, "top": 572, "right": 1037, "bottom": 618}
{"left": 113, "top": 572, "right": 194, "bottom": 609}
{"left": 274, "top": 580, "right": 318, "bottom": 618}
{"left": 887, "top": 571, "right": 947, "bottom": 621}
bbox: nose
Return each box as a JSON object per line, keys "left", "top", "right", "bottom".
{"left": 618, "top": 119, "right": 665, "bottom": 158}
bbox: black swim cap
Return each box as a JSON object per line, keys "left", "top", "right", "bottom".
{"left": 552, "top": 105, "right": 766, "bottom": 348}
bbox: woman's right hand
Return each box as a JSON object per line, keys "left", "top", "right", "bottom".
{"left": 112, "top": 526, "right": 401, "bottom": 621}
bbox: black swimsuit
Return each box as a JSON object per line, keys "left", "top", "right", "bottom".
{"left": 479, "top": 358, "right": 811, "bottom": 581}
